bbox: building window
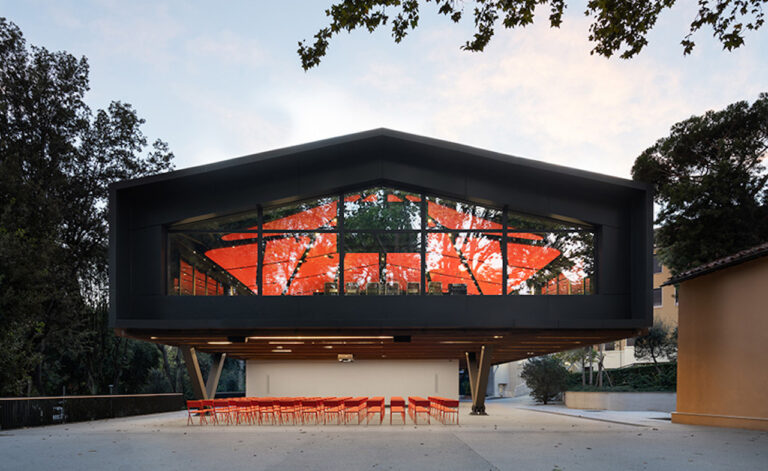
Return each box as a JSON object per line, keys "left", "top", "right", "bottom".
{"left": 653, "top": 287, "right": 662, "bottom": 307}
{"left": 626, "top": 337, "right": 635, "bottom": 347}
{"left": 604, "top": 342, "right": 615, "bottom": 351}
{"left": 165, "top": 186, "right": 596, "bottom": 297}
{"left": 652, "top": 254, "right": 662, "bottom": 274}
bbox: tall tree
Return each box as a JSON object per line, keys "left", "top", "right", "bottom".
{"left": 0, "top": 18, "right": 174, "bottom": 396}
{"left": 632, "top": 93, "right": 768, "bottom": 274}
{"left": 298, "top": 0, "right": 767, "bottom": 69}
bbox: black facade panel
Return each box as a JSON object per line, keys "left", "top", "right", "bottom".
{"left": 595, "top": 224, "right": 629, "bottom": 295}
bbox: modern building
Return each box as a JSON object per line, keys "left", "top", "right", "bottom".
{"left": 109, "top": 129, "right": 653, "bottom": 413}
{"left": 668, "top": 243, "right": 768, "bottom": 431}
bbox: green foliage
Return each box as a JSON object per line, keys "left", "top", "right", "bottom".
{"left": 566, "top": 363, "right": 676, "bottom": 392}
{"left": 298, "top": 1, "right": 767, "bottom": 69}
{"left": 635, "top": 323, "right": 678, "bottom": 372}
{"left": 520, "top": 355, "right": 569, "bottom": 404}
{"left": 632, "top": 93, "right": 768, "bottom": 274}
{"left": 0, "top": 18, "right": 174, "bottom": 396}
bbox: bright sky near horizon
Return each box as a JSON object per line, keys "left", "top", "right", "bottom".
{"left": 3, "top": 1, "right": 767, "bottom": 179}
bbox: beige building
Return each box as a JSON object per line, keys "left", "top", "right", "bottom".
{"left": 669, "top": 243, "right": 768, "bottom": 431}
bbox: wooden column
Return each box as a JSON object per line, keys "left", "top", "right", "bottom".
{"left": 205, "top": 353, "right": 227, "bottom": 400}
{"left": 465, "top": 351, "right": 478, "bottom": 402}
{"left": 468, "top": 345, "right": 494, "bottom": 415}
{"left": 181, "top": 346, "right": 207, "bottom": 400}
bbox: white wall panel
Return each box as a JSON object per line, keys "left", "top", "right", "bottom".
{"left": 246, "top": 359, "right": 458, "bottom": 400}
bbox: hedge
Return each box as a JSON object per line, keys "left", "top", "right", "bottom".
{"left": 566, "top": 363, "right": 676, "bottom": 392}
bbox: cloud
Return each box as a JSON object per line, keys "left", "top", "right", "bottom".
{"left": 185, "top": 30, "right": 265, "bottom": 68}
{"left": 88, "top": 4, "right": 184, "bottom": 70}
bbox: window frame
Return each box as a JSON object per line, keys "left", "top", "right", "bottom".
{"left": 653, "top": 287, "right": 663, "bottom": 308}
{"left": 166, "top": 186, "right": 597, "bottom": 297}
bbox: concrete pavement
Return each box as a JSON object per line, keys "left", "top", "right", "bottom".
{"left": 1, "top": 398, "right": 765, "bottom": 470}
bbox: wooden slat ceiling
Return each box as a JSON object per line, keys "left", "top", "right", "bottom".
{"left": 119, "top": 328, "right": 642, "bottom": 365}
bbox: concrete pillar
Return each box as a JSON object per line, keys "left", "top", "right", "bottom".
{"left": 180, "top": 346, "right": 207, "bottom": 400}
{"left": 205, "top": 353, "right": 227, "bottom": 399}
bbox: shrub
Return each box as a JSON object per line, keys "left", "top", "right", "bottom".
{"left": 520, "top": 355, "right": 569, "bottom": 404}
{"left": 566, "top": 363, "right": 676, "bottom": 392}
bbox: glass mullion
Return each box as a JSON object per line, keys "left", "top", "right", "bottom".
{"left": 338, "top": 192, "right": 345, "bottom": 295}
{"left": 502, "top": 206, "right": 508, "bottom": 295}
{"left": 420, "top": 193, "right": 427, "bottom": 295}
{"left": 257, "top": 205, "right": 263, "bottom": 296}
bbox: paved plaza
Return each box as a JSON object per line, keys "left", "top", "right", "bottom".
{"left": 1, "top": 399, "right": 765, "bottom": 470}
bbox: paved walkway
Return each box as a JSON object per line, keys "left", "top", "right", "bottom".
{"left": 1, "top": 398, "right": 766, "bottom": 470}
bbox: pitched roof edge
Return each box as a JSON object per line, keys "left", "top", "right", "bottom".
{"left": 110, "top": 128, "right": 648, "bottom": 192}
{"left": 663, "top": 242, "right": 768, "bottom": 286}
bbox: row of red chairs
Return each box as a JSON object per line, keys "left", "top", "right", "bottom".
{"left": 186, "top": 397, "right": 389, "bottom": 426}
{"left": 186, "top": 396, "right": 459, "bottom": 426}
{"left": 406, "top": 396, "right": 461, "bottom": 425}
{"left": 428, "top": 396, "right": 460, "bottom": 425}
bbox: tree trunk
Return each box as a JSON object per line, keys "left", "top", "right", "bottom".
{"left": 597, "top": 344, "right": 604, "bottom": 388}
{"left": 173, "top": 347, "right": 183, "bottom": 393}
{"left": 157, "top": 344, "right": 176, "bottom": 392}
{"left": 651, "top": 351, "right": 661, "bottom": 375}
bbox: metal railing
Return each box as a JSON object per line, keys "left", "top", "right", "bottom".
{"left": 0, "top": 393, "right": 184, "bottom": 430}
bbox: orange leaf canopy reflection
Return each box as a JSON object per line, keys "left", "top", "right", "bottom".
{"left": 204, "top": 195, "right": 563, "bottom": 295}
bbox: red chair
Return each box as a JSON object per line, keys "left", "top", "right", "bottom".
{"left": 258, "top": 397, "right": 278, "bottom": 425}
{"left": 186, "top": 400, "right": 213, "bottom": 425}
{"left": 390, "top": 397, "right": 406, "bottom": 425}
{"left": 343, "top": 397, "right": 367, "bottom": 424}
{"left": 211, "top": 399, "right": 233, "bottom": 425}
{"left": 441, "top": 398, "right": 459, "bottom": 425}
{"left": 279, "top": 398, "right": 299, "bottom": 425}
{"left": 408, "top": 396, "right": 430, "bottom": 424}
{"left": 302, "top": 398, "right": 321, "bottom": 425}
{"left": 366, "top": 397, "right": 385, "bottom": 424}
{"left": 231, "top": 399, "right": 250, "bottom": 425}
{"left": 323, "top": 398, "right": 343, "bottom": 425}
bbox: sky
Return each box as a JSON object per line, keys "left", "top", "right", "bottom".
{"left": 2, "top": 0, "right": 767, "bottom": 179}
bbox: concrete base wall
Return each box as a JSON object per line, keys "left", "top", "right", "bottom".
{"left": 671, "top": 411, "right": 768, "bottom": 431}
{"left": 246, "top": 359, "right": 458, "bottom": 399}
{"left": 565, "top": 391, "right": 676, "bottom": 412}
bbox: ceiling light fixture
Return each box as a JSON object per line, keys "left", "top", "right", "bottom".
{"left": 248, "top": 336, "right": 393, "bottom": 340}
{"left": 271, "top": 349, "right": 292, "bottom": 353}
{"left": 207, "top": 341, "right": 232, "bottom": 345}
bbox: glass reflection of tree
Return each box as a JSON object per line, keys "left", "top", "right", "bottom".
{"left": 263, "top": 197, "right": 338, "bottom": 230}
{"left": 344, "top": 231, "right": 419, "bottom": 286}
{"left": 518, "top": 231, "right": 595, "bottom": 294}
{"left": 344, "top": 188, "right": 420, "bottom": 230}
